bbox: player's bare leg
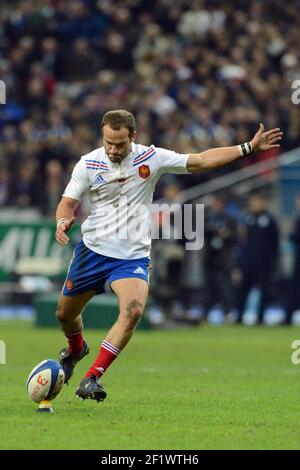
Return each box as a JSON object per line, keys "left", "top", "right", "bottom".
{"left": 105, "top": 278, "right": 149, "bottom": 348}
{"left": 56, "top": 290, "right": 95, "bottom": 383}
{"left": 76, "top": 278, "right": 149, "bottom": 402}
{"left": 56, "top": 290, "right": 95, "bottom": 333}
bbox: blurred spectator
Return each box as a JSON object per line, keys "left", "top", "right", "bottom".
{"left": 150, "top": 181, "right": 187, "bottom": 321}
{"left": 40, "top": 159, "right": 66, "bottom": 216}
{"left": 0, "top": 164, "right": 10, "bottom": 207}
{"left": 235, "top": 192, "right": 280, "bottom": 324}
{"left": 57, "top": 38, "right": 101, "bottom": 82}
{"left": 202, "top": 194, "right": 238, "bottom": 320}
{"left": 12, "top": 158, "right": 41, "bottom": 208}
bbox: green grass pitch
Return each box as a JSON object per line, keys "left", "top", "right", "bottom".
{"left": 1, "top": 320, "right": 300, "bottom": 450}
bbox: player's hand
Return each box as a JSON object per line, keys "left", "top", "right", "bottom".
{"left": 55, "top": 217, "right": 75, "bottom": 246}
{"left": 251, "top": 123, "right": 283, "bottom": 152}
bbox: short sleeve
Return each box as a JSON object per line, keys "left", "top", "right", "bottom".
{"left": 156, "top": 147, "right": 190, "bottom": 175}
{"left": 62, "top": 158, "right": 90, "bottom": 201}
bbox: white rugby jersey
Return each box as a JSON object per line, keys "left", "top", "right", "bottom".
{"left": 63, "top": 142, "right": 189, "bottom": 259}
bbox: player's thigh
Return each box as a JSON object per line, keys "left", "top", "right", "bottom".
{"left": 110, "top": 278, "right": 149, "bottom": 315}
{"left": 56, "top": 290, "right": 96, "bottom": 319}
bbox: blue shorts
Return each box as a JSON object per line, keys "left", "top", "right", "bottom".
{"left": 62, "top": 240, "right": 151, "bottom": 297}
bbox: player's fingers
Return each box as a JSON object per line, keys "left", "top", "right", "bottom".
{"left": 268, "top": 144, "right": 281, "bottom": 149}
{"left": 253, "top": 123, "right": 264, "bottom": 142}
{"left": 269, "top": 134, "right": 282, "bottom": 141}
{"left": 270, "top": 136, "right": 282, "bottom": 143}
{"left": 57, "top": 238, "right": 69, "bottom": 246}
{"left": 56, "top": 229, "right": 69, "bottom": 245}
{"left": 271, "top": 132, "right": 283, "bottom": 138}
{"left": 56, "top": 235, "right": 68, "bottom": 245}
{"left": 59, "top": 225, "right": 72, "bottom": 242}
{"left": 264, "top": 128, "right": 282, "bottom": 137}
{"left": 55, "top": 235, "right": 64, "bottom": 246}
{"left": 269, "top": 133, "right": 282, "bottom": 139}
{"left": 258, "top": 122, "right": 264, "bottom": 134}
{"left": 57, "top": 226, "right": 67, "bottom": 236}
{"left": 59, "top": 236, "right": 69, "bottom": 245}
{"left": 265, "top": 127, "right": 281, "bottom": 133}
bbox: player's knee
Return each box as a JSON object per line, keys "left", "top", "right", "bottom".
{"left": 124, "top": 299, "right": 144, "bottom": 326}
{"left": 55, "top": 304, "right": 69, "bottom": 323}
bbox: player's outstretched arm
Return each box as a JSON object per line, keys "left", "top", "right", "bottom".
{"left": 55, "top": 196, "right": 79, "bottom": 246}
{"left": 186, "top": 123, "right": 283, "bottom": 173}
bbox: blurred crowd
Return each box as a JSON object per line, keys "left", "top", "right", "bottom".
{"left": 0, "top": 0, "right": 300, "bottom": 214}
{"left": 151, "top": 186, "right": 300, "bottom": 325}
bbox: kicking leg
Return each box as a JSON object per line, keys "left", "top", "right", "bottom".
{"left": 104, "top": 277, "right": 149, "bottom": 349}
{"left": 76, "top": 278, "right": 148, "bottom": 401}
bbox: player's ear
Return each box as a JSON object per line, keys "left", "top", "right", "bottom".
{"left": 131, "top": 131, "right": 137, "bottom": 142}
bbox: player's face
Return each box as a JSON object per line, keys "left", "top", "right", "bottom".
{"left": 102, "top": 125, "right": 136, "bottom": 163}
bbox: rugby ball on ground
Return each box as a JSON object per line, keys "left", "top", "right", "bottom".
{"left": 26, "top": 359, "right": 65, "bottom": 403}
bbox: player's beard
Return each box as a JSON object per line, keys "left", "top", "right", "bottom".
{"left": 107, "top": 145, "right": 132, "bottom": 164}
{"left": 108, "top": 154, "right": 123, "bottom": 163}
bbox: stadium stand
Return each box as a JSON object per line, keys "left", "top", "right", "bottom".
{"left": 0, "top": 0, "right": 299, "bottom": 213}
